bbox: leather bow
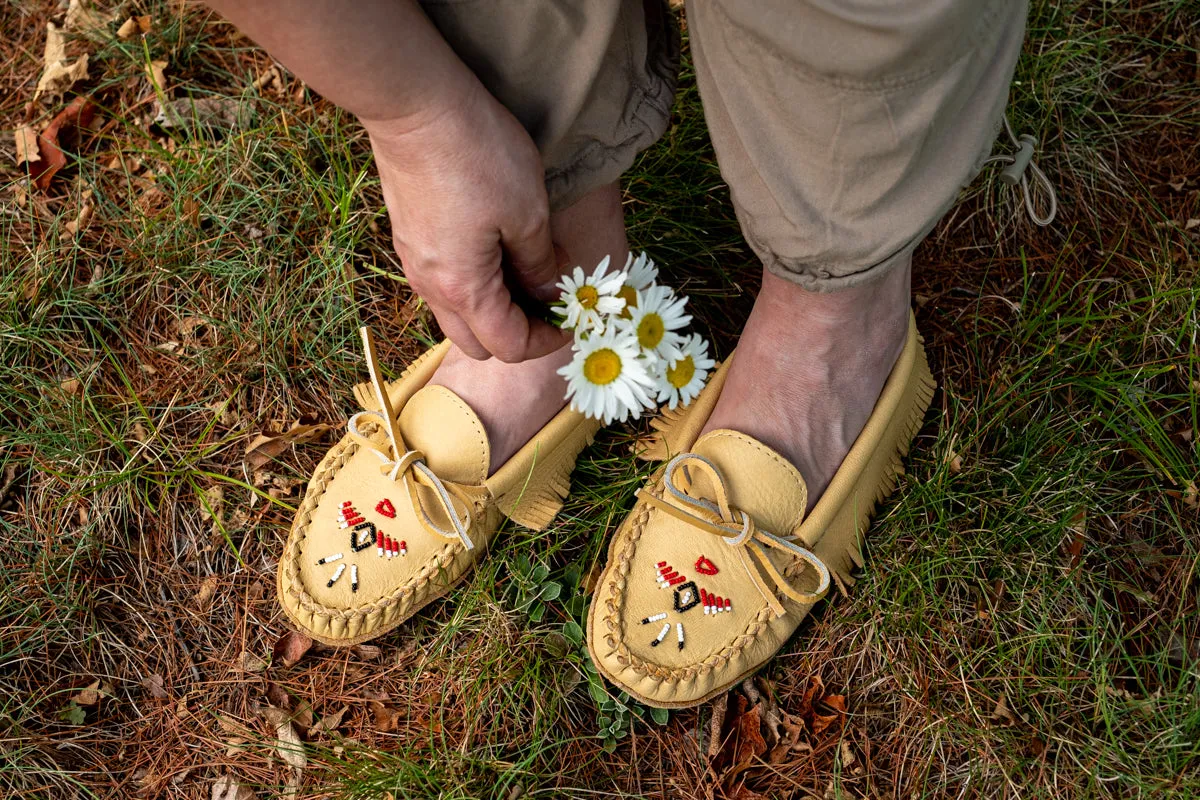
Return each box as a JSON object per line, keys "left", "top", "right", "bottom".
{"left": 639, "top": 453, "right": 830, "bottom": 617}
{"left": 345, "top": 327, "right": 477, "bottom": 550}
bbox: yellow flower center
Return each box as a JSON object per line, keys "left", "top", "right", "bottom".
{"left": 636, "top": 313, "right": 665, "bottom": 349}
{"left": 666, "top": 355, "right": 695, "bottom": 389}
{"left": 583, "top": 348, "right": 623, "bottom": 385}
{"left": 616, "top": 284, "right": 638, "bottom": 318}
{"left": 575, "top": 284, "right": 600, "bottom": 310}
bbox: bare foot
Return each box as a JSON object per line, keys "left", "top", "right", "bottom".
{"left": 430, "top": 181, "right": 629, "bottom": 473}
{"left": 701, "top": 260, "right": 912, "bottom": 509}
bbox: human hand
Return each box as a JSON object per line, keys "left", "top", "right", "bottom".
{"left": 363, "top": 82, "right": 568, "bottom": 362}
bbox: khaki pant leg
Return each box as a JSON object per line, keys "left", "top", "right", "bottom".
{"left": 687, "top": 0, "right": 1028, "bottom": 291}
{"left": 419, "top": 0, "right": 680, "bottom": 212}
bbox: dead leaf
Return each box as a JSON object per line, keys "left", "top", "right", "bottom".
{"left": 1184, "top": 481, "right": 1198, "bottom": 509}
{"left": 60, "top": 377, "right": 82, "bottom": 395}
{"left": 199, "top": 485, "right": 224, "bottom": 527}
{"left": 731, "top": 702, "right": 767, "bottom": 772}
{"left": 1064, "top": 508, "right": 1087, "bottom": 569}
{"left": 948, "top": 451, "right": 963, "bottom": 473}
{"left": 218, "top": 714, "right": 256, "bottom": 740}
{"left": 369, "top": 699, "right": 403, "bottom": 732}
{"left": 195, "top": 575, "right": 219, "bottom": 609}
{"left": 840, "top": 739, "right": 857, "bottom": 769}
{"left": 273, "top": 717, "right": 306, "bottom": 770}
{"left": 154, "top": 97, "right": 254, "bottom": 131}
{"left": 811, "top": 694, "right": 845, "bottom": 736}
{"left": 268, "top": 475, "right": 304, "bottom": 500}
{"left": 72, "top": 679, "right": 102, "bottom": 706}
{"left": 211, "top": 773, "right": 256, "bottom": 800}
{"left": 14, "top": 126, "right": 40, "bottom": 165}
{"left": 183, "top": 196, "right": 201, "bottom": 226}
{"left": 1186, "top": 219, "right": 1199, "bottom": 231}
{"left": 293, "top": 700, "right": 315, "bottom": 730}
{"left": 266, "top": 682, "right": 291, "bottom": 710}
{"left": 36, "top": 23, "right": 90, "bottom": 99}
{"left": 308, "top": 705, "right": 348, "bottom": 736}
{"left": 991, "top": 694, "right": 1018, "bottom": 727}
{"left": 177, "top": 315, "right": 213, "bottom": 344}
{"left": 245, "top": 422, "right": 332, "bottom": 468}
{"left": 768, "top": 712, "right": 805, "bottom": 763}
{"left": 64, "top": 188, "right": 94, "bottom": 236}
{"left": 116, "top": 17, "right": 139, "bottom": 39}
{"left": 134, "top": 184, "right": 170, "bottom": 216}
{"left": 272, "top": 630, "right": 313, "bottom": 668}
{"left": 353, "top": 644, "right": 382, "bottom": 661}
{"left": 239, "top": 651, "right": 269, "bottom": 673}
{"left": 65, "top": 0, "right": 115, "bottom": 35}
{"left": 146, "top": 59, "right": 169, "bottom": 93}
{"left": 143, "top": 674, "right": 169, "bottom": 699}
{"left": 28, "top": 97, "right": 97, "bottom": 191}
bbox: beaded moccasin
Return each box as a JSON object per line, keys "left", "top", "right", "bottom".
{"left": 587, "top": 312, "right": 935, "bottom": 707}
{"left": 278, "top": 329, "right": 600, "bottom": 646}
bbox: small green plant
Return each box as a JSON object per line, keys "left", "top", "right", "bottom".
{"left": 557, "top": 562, "right": 670, "bottom": 750}
{"left": 506, "top": 554, "right": 562, "bottom": 624}
{"left": 507, "top": 555, "right": 670, "bottom": 748}
{"left": 577, "top": 640, "right": 669, "bottom": 751}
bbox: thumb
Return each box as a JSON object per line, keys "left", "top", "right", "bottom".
{"left": 505, "top": 216, "right": 565, "bottom": 302}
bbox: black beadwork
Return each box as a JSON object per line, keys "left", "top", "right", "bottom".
{"left": 673, "top": 581, "right": 701, "bottom": 613}
{"left": 350, "top": 521, "right": 376, "bottom": 552}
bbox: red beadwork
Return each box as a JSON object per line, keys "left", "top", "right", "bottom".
{"left": 375, "top": 498, "right": 397, "bottom": 518}
{"left": 694, "top": 555, "right": 719, "bottom": 575}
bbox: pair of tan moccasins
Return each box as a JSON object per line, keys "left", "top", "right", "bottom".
{"left": 277, "top": 316, "right": 934, "bottom": 708}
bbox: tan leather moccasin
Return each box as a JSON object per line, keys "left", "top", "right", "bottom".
{"left": 278, "top": 329, "right": 600, "bottom": 646}
{"left": 587, "top": 312, "right": 935, "bottom": 707}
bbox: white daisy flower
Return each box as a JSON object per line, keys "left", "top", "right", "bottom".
{"left": 657, "top": 334, "right": 715, "bottom": 410}
{"left": 621, "top": 284, "right": 691, "bottom": 362}
{"left": 616, "top": 251, "right": 659, "bottom": 312}
{"left": 554, "top": 255, "right": 627, "bottom": 333}
{"left": 558, "top": 325, "right": 657, "bottom": 424}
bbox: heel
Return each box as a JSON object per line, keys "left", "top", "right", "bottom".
{"left": 498, "top": 426, "right": 596, "bottom": 531}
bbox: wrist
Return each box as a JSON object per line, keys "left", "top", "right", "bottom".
{"left": 358, "top": 67, "right": 485, "bottom": 141}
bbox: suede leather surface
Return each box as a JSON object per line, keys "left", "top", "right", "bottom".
{"left": 278, "top": 341, "right": 600, "bottom": 646}
{"left": 588, "top": 312, "right": 935, "bottom": 707}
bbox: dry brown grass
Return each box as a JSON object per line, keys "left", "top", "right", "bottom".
{"left": 2, "top": 1, "right": 1197, "bottom": 798}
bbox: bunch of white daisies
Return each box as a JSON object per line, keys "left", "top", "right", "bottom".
{"left": 555, "top": 252, "right": 715, "bottom": 425}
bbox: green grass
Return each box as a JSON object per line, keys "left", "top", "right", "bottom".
{"left": 1, "top": 0, "right": 1197, "bottom": 797}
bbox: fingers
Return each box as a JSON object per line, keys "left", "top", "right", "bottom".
{"left": 428, "top": 306, "right": 490, "bottom": 360}
{"left": 505, "top": 211, "right": 565, "bottom": 303}
{"left": 463, "top": 271, "right": 569, "bottom": 363}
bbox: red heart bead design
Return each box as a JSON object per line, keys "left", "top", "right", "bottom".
{"left": 694, "top": 555, "right": 719, "bottom": 575}
{"left": 375, "top": 498, "right": 397, "bottom": 518}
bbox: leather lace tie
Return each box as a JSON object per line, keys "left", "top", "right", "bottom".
{"left": 346, "top": 327, "right": 477, "bottom": 551}
{"left": 639, "top": 453, "right": 830, "bottom": 618}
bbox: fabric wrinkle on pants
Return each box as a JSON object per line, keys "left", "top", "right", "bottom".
{"left": 687, "top": 0, "right": 1029, "bottom": 291}
{"left": 421, "top": 0, "right": 1027, "bottom": 291}
{"left": 419, "top": 0, "right": 679, "bottom": 212}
